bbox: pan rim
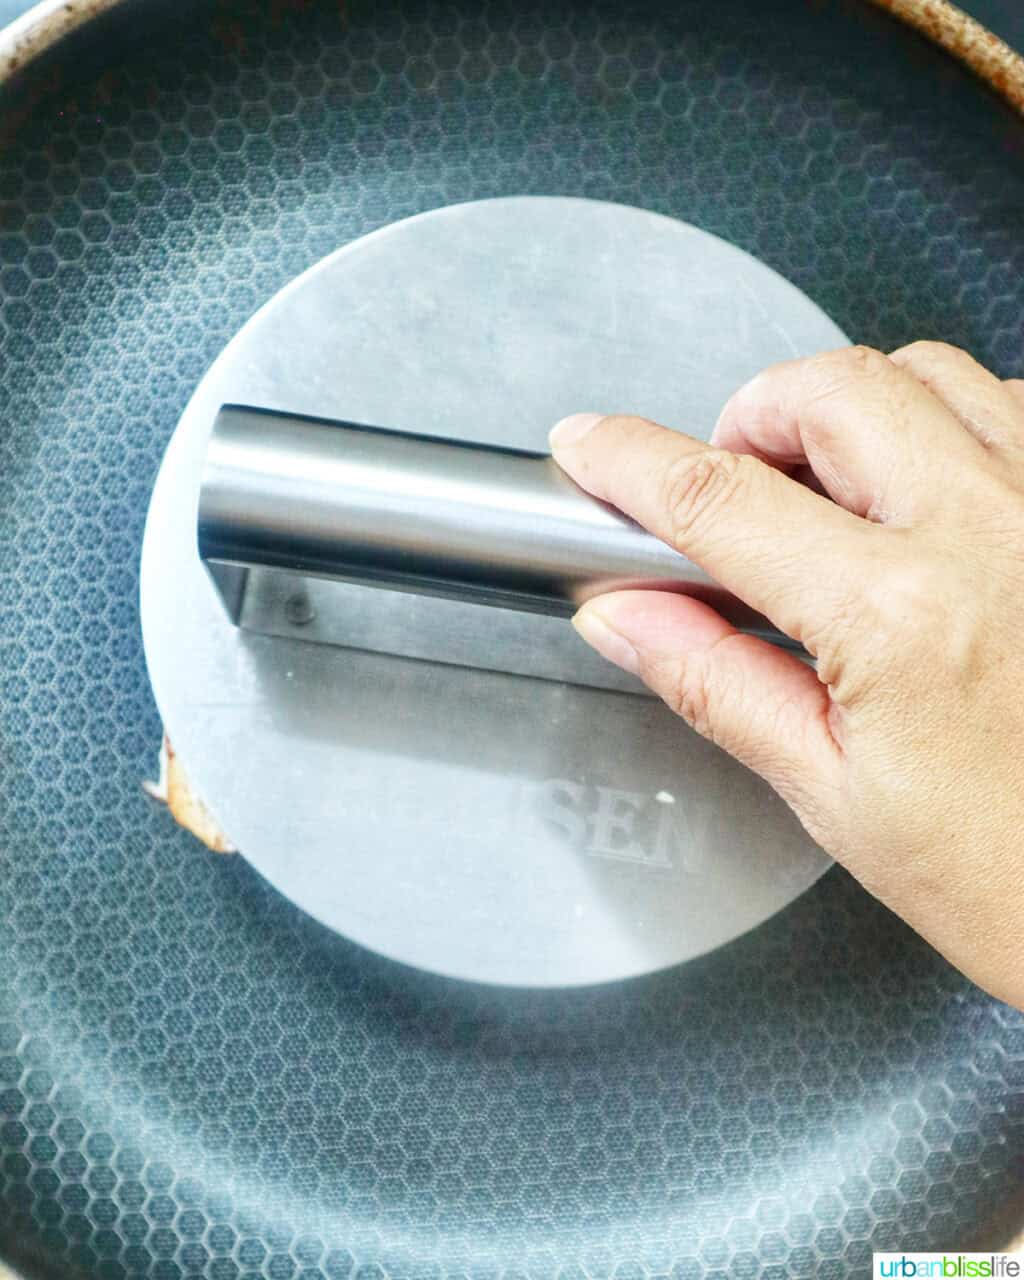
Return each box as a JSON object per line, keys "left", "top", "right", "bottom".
{"left": 1, "top": 0, "right": 1022, "bottom": 115}
{"left": 0, "top": 0, "right": 123, "bottom": 84}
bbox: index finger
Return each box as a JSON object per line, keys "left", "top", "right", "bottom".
{"left": 549, "top": 412, "right": 873, "bottom": 653}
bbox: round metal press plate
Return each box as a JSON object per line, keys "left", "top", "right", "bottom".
{"left": 141, "top": 196, "right": 840, "bottom": 987}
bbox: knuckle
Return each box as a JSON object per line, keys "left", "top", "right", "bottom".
{"left": 809, "top": 344, "right": 891, "bottom": 390}
{"left": 661, "top": 448, "right": 752, "bottom": 549}
{"left": 866, "top": 560, "right": 948, "bottom": 634}
{"left": 660, "top": 635, "right": 752, "bottom": 750}
{"left": 896, "top": 339, "right": 961, "bottom": 366}
{"left": 893, "top": 341, "right": 987, "bottom": 400}
{"left": 791, "top": 347, "right": 900, "bottom": 448}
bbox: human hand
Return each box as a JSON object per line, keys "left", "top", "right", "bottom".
{"left": 550, "top": 343, "right": 1024, "bottom": 1010}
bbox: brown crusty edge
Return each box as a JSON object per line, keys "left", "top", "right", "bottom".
{"left": 867, "top": 0, "right": 1024, "bottom": 114}
{"left": 143, "top": 736, "right": 236, "bottom": 855}
{"left": 1, "top": 0, "right": 1023, "bottom": 112}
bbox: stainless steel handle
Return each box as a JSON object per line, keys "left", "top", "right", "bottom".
{"left": 198, "top": 405, "right": 788, "bottom": 645}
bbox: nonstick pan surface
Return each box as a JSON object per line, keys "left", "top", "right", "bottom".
{"left": 1, "top": 1, "right": 1023, "bottom": 1276}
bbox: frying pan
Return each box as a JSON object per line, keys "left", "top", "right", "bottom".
{"left": 1, "top": 0, "right": 1023, "bottom": 1276}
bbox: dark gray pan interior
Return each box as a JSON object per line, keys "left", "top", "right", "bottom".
{"left": 1, "top": 1, "right": 1023, "bottom": 1275}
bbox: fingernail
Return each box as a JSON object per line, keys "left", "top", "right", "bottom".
{"left": 549, "top": 412, "right": 605, "bottom": 449}
{"left": 572, "top": 605, "right": 642, "bottom": 676}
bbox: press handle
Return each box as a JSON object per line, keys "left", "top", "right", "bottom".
{"left": 198, "top": 404, "right": 791, "bottom": 647}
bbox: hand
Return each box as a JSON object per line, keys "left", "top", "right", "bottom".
{"left": 550, "top": 343, "right": 1024, "bottom": 1010}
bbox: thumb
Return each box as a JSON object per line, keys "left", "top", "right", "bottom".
{"left": 573, "top": 589, "right": 844, "bottom": 816}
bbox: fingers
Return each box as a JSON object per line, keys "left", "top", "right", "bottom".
{"left": 572, "top": 590, "right": 843, "bottom": 809}
{"left": 890, "top": 341, "right": 1024, "bottom": 451}
{"left": 710, "top": 345, "right": 982, "bottom": 522}
{"left": 550, "top": 411, "right": 871, "bottom": 652}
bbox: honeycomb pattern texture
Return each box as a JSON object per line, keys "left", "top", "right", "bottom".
{"left": 1, "top": 0, "right": 1023, "bottom": 1276}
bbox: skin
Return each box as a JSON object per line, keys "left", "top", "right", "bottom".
{"left": 549, "top": 342, "right": 1024, "bottom": 1011}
